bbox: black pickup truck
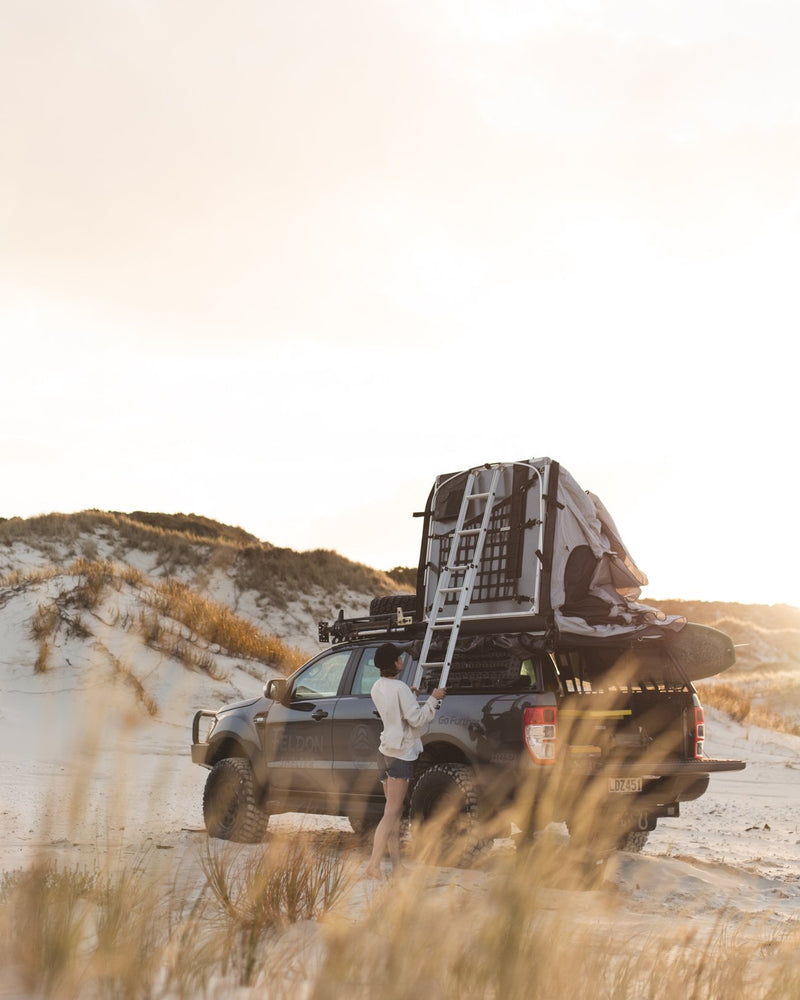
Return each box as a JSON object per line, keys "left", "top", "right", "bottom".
{"left": 191, "top": 608, "right": 745, "bottom": 857}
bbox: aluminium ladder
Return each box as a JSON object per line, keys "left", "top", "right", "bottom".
{"left": 412, "top": 465, "right": 503, "bottom": 693}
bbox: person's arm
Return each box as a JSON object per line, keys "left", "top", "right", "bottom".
{"left": 397, "top": 682, "right": 445, "bottom": 727}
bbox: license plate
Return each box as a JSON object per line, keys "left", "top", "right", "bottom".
{"left": 608, "top": 777, "right": 643, "bottom": 793}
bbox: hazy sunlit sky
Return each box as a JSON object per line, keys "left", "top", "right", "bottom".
{"left": 2, "top": 1, "right": 799, "bottom": 608}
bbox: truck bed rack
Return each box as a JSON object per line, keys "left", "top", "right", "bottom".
{"left": 319, "top": 607, "right": 424, "bottom": 645}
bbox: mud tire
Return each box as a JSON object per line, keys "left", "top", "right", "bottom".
{"left": 408, "top": 763, "right": 489, "bottom": 867}
{"left": 567, "top": 813, "right": 650, "bottom": 856}
{"left": 203, "top": 758, "right": 269, "bottom": 843}
{"left": 618, "top": 828, "right": 650, "bottom": 853}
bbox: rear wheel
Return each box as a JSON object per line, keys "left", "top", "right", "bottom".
{"left": 567, "top": 809, "right": 651, "bottom": 855}
{"left": 203, "top": 758, "right": 269, "bottom": 843}
{"left": 408, "top": 763, "right": 489, "bottom": 867}
{"left": 619, "top": 828, "right": 650, "bottom": 853}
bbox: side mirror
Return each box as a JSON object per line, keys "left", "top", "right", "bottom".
{"left": 265, "top": 678, "right": 288, "bottom": 703}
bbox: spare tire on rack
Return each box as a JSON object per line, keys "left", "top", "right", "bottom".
{"left": 369, "top": 594, "right": 418, "bottom": 616}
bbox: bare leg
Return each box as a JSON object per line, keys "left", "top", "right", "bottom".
{"left": 365, "top": 777, "right": 408, "bottom": 877}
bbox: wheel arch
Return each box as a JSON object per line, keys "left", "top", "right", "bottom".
{"left": 416, "top": 739, "right": 471, "bottom": 777}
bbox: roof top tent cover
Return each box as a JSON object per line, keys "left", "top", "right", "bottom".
{"left": 418, "top": 458, "right": 682, "bottom": 640}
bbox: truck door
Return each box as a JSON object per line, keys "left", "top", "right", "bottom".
{"left": 331, "top": 647, "right": 410, "bottom": 798}
{"left": 262, "top": 648, "right": 354, "bottom": 803}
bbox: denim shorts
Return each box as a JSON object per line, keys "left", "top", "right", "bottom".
{"left": 377, "top": 752, "right": 415, "bottom": 781}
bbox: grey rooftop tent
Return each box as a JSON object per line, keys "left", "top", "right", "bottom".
{"left": 416, "top": 458, "right": 683, "bottom": 640}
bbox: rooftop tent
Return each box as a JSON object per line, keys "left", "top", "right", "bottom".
{"left": 417, "top": 457, "right": 683, "bottom": 639}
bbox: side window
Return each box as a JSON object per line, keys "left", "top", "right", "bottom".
{"left": 350, "top": 648, "right": 409, "bottom": 696}
{"left": 291, "top": 650, "right": 352, "bottom": 701}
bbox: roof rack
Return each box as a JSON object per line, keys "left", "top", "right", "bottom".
{"left": 318, "top": 606, "right": 421, "bottom": 645}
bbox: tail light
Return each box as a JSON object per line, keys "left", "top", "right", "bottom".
{"left": 693, "top": 705, "right": 705, "bottom": 759}
{"left": 524, "top": 706, "right": 557, "bottom": 764}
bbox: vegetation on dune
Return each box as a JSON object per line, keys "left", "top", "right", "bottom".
{"left": 0, "top": 510, "right": 404, "bottom": 605}
{"left": 386, "top": 564, "right": 417, "bottom": 589}
{"left": 1, "top": 828, "right": 799, "bottom": 998}
{"left": 15, "top": 558, "right": 305, "bottom": 700}
{"left": 698, "top": 675, "right": 800, "bottom": 737}
{"left": 118, "top": 510, "right": 261, "bottom": 546}
{"left": 642, "top": 601, "right": 800, "bottom": 734}
{"left": 0, "top": 835, "right": 352, "bottom": 997}
{"left": 143, "top": 576, "right": 305, "bottom": 674}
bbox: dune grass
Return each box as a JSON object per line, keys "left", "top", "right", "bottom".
{"left": 0, "top": 509, "right": 404, "bottom": 606}
{"left": 14, "top": 558, "right": 306, "bottom": 683}
{"left": 143, "top": 576, "right": 305, "bottom": 674}
{"left": 1, "top": 822, "right": 799, "bottom": 999}
{"left": 698, "top": 678, "right": 800, "bottom": 738}
{"left": 0, "top": 833, "right": 352, "bottom": 998}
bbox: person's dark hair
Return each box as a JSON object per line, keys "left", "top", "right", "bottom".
{"left": 375, "top": 642, "right": 404, "bottom": 674}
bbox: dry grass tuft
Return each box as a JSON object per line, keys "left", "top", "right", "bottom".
{"left": 0, "top": 835, "right": 352, "bottom": 997}
{"left": 0, "top": 566, "right": 60, "bottom": 588}
{"left": 144, "top": 577, "right": 305, "bottom": 673}
{"left": 697, "top": 681, "right": 752, "bottom": 723}
{"left": 112, "top": 656, "right": 159, "bottom": 716}
{"left": 30, "top": 603, "right": 59, "bottom": 641}
{"left": 14, "top": 556, "right": 305, "bottom": 682}
{"left": 201, "top": 835, "right": 350, "bottom": 986}
{"left": 698, "top": 676, "right": 800, "bottom": 737}
{"left": 34, "top": 639, "right": 51, "bottom": 674}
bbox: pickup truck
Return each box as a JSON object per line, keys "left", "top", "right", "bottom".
{"left": 191, "top": 613, "right": 745, "bottom": 858}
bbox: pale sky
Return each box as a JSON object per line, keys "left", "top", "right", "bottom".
{"left": 2, "top": 0, "right": 799, "bottom": 608}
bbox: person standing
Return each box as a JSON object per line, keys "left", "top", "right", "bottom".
{"left": 364, "top": 642, "right": 446, "bottom": 878}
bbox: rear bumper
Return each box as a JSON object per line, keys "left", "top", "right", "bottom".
{"left": 569, "top": 757, "right": 746, "bottom": 778}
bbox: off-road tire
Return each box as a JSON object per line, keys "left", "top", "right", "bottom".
{"left": 566, "top": 814, "right": 650, "bottom": 856}
{"left": 408, "top": 763, "right": 489, "bottom": 867}
{"left": 618, "top": 828, "right": 649, "bottom": 853}
{"left": 369, "top": 594, "right": 417, "bottom": 616}
{"left": 203, "top": 757, "right": 269, "bottom": 843}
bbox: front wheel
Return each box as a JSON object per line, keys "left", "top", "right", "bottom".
{"left": 408, "top": 763, "right": 489, "bottom": 867}
{"left": 202, "top": 758, "right": 269, "bottom": 843}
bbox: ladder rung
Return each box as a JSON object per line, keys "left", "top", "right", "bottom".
{"left": 438, "top": 586, "right": 466, "bottom": 594}
{"left": 455, "top": 528, "right": 481, "bottom": 536}
{"left": 467, "top": 491, "right": 492, "bottom": 500}
{"left": 420, "top": 661, "right": 446, "bottom": 669}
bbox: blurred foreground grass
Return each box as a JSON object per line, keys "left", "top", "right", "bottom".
{"left": 2, "top": 821, "right": 799, "bottom": 1000}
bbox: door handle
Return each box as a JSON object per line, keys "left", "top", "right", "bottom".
{"left": 311, "top": 709, "right": 329, "bottom": 721}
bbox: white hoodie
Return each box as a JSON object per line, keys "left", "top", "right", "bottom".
{"left": 370, "top": 676, "right": 440, "bottom": 761}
